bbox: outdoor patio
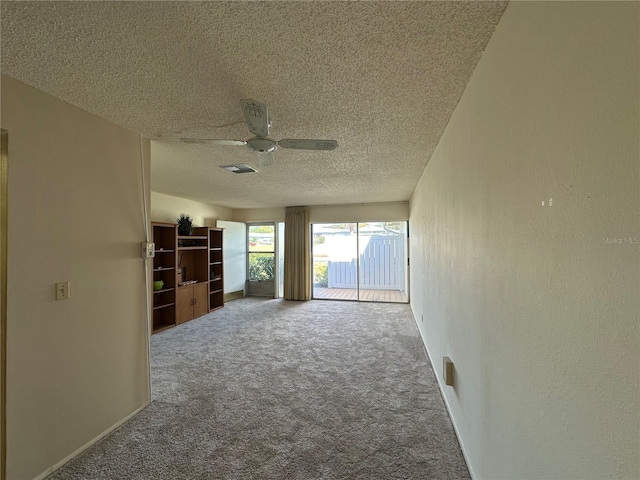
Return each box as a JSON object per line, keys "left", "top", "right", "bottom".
{"left": 313, "top": 287, "right": 408, "bottom": 303}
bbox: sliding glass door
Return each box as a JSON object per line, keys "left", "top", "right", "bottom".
{"left": 313, "top": 223, "right": 358, "bottom": 300}
{"left": 312, "top": 222, "right": 408, "bottom": 303}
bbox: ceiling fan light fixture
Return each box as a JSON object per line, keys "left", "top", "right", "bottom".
{"left": 246, "top": 137, "right": 277, "bottom": 153}
{"left": 259, "top": 152, "right": 275, "bottom": 168}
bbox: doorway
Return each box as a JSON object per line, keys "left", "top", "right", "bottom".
{"left": 311, "top": 221, "right": 408, "bottom": 303}
{"left": 246, "top": 223, "right": 276, "bottom": 297}
{"left": 1, "top": 128, "right": 8, "bottom": 479}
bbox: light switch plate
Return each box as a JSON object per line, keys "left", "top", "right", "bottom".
{"left": 142, "top": 242, "right": 155, "bottom": 259}
{"left": 56, "top": 281, "right": 70, "bottom": 301}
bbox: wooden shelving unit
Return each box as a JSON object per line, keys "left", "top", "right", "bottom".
{"left": 176, "top": 228, "right": 209, "bottom": 324}
{"left": 151, "top": 224, "right": 224, "bottom": 333}
{"left": 152, "top": 223, "right": 177, "bottom": 333}
{"left": 208, "top": 228, "right": 224, "bottom": 311}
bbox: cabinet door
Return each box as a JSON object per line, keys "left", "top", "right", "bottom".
{"left": 177, "top": 287, "right": 193, "bottom": 324}
{"left": 193, "top": 282, "right": 208, "bottom": 318}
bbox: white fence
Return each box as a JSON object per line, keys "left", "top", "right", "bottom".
{"left": 327, "top": 236, "right": 405, "bottom": 290}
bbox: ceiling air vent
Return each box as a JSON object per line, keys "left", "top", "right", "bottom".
{"left": 220, "top": 164, "right": 258, "bottom": 174}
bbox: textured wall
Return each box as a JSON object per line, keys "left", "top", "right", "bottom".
{"left": 409, "top": 2, "right": 639, "bottom": 479}
{"left": 2, "top": 75, "right": 151, "bottom": 480}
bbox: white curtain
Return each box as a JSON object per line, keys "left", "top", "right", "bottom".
{"left": 284, "top": 206, "right": 310, "bottom": 300}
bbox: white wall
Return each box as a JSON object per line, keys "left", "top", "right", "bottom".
{"left": 309, "top": 202, "right": 408, "bottom": 223}
{"left": 232, "top": 207, "right": 285, "bottom": 223}
{"left": 232, "top": 202, "right": 409, "bottom": 224}
{"left": 409, "top": 3, "right": 639, "bottom": 479}
{"left": 216, "top": 220, "right": 246, "bottom": 294}
{"left": 2, "top": 75, "right": 151, "bottom": 480}
{"left": 151, "top": 191, "right": 232, "bottom": 227}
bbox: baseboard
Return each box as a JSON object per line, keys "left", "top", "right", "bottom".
{"left": 412, "top": 312, "right": 478, "bottom": 480}
{"left": 32, "top": 400, "right": 150, "bottom": 480}
{"left": 223, "top": 290, "right": 244, "bottom": 302}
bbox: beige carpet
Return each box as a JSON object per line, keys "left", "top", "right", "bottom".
{"left": 48, "top": 298, "right": 470, "bottom": 479}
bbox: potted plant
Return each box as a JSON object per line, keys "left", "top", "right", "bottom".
{"left": 176, "top": 214, "right": 194, "bottom": 236}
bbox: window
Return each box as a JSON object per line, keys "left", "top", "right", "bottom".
{"left": 248, "top": 224, "right": 275, "bottom": 281}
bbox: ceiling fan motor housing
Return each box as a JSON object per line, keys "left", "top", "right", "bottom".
{"left": 247, "top": 137, "right": 277, "bottom": 153}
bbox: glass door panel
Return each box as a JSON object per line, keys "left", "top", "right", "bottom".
{"left": 247, "top": 224, "right": 275, "bottom": 297}
{"left": 312, "top": 223, "right": 358, "bottom": 300}
{"left": 357, "top": 222, "right": 408, "bottom": 303}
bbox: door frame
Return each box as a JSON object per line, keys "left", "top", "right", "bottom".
{"left": 1, "top": 128, "right": 8, "bottom": 480}
{"left": 246, "top": 222, "right": 277, "bottom": 298}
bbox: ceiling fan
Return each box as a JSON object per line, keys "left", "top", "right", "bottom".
{"left": 180, "top": 99, "right": 338, "bottom": 167}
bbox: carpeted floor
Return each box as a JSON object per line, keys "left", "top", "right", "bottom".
{"left": 48, "top": 298, "right": 470, "bottom": 479}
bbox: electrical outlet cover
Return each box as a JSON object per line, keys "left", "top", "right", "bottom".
{"left": 443, "top": 356, "right": 454, "bottom": 386}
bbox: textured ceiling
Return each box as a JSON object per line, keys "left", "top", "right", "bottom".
{"left": 1, "top": 1, "right": 507, "bottom": 209}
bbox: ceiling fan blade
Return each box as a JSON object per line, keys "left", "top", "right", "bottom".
{"left": 257, "top": 151, "right": 275, "bottom": 168}
{"left": 278, "top": 139, "right": 338, "bottom": 150}
{"left": 180, "top": 138, "right": 247, "bottom": 146}
{"left": 240, "top": 99, "right": 270, "bottom": 137}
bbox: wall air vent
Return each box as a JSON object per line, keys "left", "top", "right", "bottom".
{"left": 220, "top": 164, "right": 258, "bottom": 174}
